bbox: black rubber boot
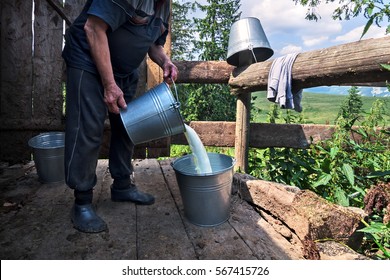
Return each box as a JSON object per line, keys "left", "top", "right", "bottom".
{"left": 111, "top": 185, "right": 155, "bottom": 205}
{"left": 71, "top": 203, "right": 108, "bottom": 233}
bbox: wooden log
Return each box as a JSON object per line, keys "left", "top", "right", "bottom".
{"left": 170, "top": 121, "right": 337, "bottom": 148}
{"left": 235, "top": 175, "right": 365, "bottom": 249}
{"left": 249, "top": 123, "right": 334, "bottom": 148}
{"left": 171, "top": 121, "right": 236, "bottom": 147}
{"left": 174, "top": 61, "right": 234, "bottom": 84}
{"left": 229, "top": 36, "right": 390, "bottom": 95}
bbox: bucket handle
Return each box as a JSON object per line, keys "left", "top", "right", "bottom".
{"left": 170, "top": 79, "right": 181, "bottom": 109}
{"left": 248, "top": 43, "right": 258, "bottom": 63}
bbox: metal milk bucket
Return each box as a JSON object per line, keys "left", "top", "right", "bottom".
{"left": 120, "top": 82, "right": 185, "bottom": 145}
{"left": 172, "top": 153, "right": 235, "bottom": 227}
{"left": 227, "top": 17, "right": 274, "bottom": 67}
{"left": 28, "top": 132, "right": 65, "bottom": 183}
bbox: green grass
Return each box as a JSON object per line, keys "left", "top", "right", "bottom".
{"left": 251, "top": 91, "right": 390, "bottom": 125}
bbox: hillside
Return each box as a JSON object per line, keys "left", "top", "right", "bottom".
{"left": 306, "top": 86, "right": 390, "bottom": 97}
{"left": 252, "top": 91, "right": 390, "bottom": 125}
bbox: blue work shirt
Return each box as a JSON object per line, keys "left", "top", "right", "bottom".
{"left": 62, "top": 0, "right": 170, "bottom": 78}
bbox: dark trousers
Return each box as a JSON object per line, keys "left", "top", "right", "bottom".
{"left": 64, "top": 67, "right": 138, "bottom": 191}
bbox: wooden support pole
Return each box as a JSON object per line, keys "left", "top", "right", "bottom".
{"left": 234, "top": 92, "right": 251, "bottom": 173}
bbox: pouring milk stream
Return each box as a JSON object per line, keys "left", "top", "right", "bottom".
{"left": 184, "top": 124, "right": 212, "bottom": 174}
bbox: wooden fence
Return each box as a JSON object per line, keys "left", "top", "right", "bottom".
{"left": 1, "top": 0, "right": 389, "bottom": 171}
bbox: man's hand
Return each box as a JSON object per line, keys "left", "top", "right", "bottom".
{"left": 148, "top": 44, "right": 178, "bottom": 85}
{"left": 162, "top": 60, "right": 178, "bottom": 85}
{"left": 103, "top": 83, "right": 127, "bottom": 114}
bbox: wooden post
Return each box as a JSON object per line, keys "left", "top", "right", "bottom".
{"left": 234, "top": 92, "right": 251, "bottom": 173}
{"left": 143, "top": 0, "right": 173, "bottom": 158}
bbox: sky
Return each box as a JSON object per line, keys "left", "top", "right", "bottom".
{"left": 237, "top": 0, "right": 388, "bottom": 58}
{"left": 190, "top": 0, "right": 389, "bottom": 58}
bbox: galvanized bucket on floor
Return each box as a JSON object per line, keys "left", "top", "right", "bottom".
{"left": 120, "top": 82, "right": 185, "bottom": 145}
{"left": 227, "top": 17, "right": 274, "bottom": 67}
{"left": 172, "top": 153, "right": 235, "bottom": 227}
{"left": 28, "top": 132, "right": 65, "bottom": 183}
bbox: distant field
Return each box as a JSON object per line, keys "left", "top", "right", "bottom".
{"left": 251, "top": 91, "right": 390, "bottom": 124}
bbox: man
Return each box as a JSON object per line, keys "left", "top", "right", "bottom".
{"left": 62, "top": 0, "right": 178, "bottom": 233}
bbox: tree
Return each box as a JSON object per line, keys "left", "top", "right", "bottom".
{"left": 335, "top": 86, "right": 364, "bottom": 129}
{"left": 171, "top": 1, "right": 196, "bottom": 61}
{"left": 194, "top": 0, "right": 241, "bottom": 61}
{"left": 180, "top": 0, "right": 242, "bottom": 121}
{"left": 293, "top": 0, "right": 390, "bottom": 38}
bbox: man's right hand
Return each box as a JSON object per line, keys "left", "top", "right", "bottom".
{"left": 104, "top": 83, "right": 127, "bottom": 114}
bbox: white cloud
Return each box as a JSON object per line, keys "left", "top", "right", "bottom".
{"left": 302, "top": 35, "right": 329, "bottom": 47}
{"left": 280, "top": 44, "right": 303, "bottom": 55}
{"left": 242, "top": 0, "right": 340, "bottom": 33}
{"left": 334, "top": 25, "right": 388, "bottom": 43}
{"left": 371, "top": 87, "right": 384, "bottom": 96}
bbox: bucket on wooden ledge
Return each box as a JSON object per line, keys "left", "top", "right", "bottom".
{"left": 28, "top": 132, "right": 65, "bottom": 184}
{"left": 227, "top": 17, "right": 274, "bottom": 67}
{"left": 172, "top": 153, "right": 236, "bottom": 227}
{"left": 120, "top": 82, "right": 185, "bottom": 145}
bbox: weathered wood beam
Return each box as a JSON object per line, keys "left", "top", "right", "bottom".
{"left": 174, "top": 61, "right": 234, "bottom": 84}
{"left": 170, "top": 121, "right": 338, "bottom": 148}
{"left": 229, "top": 36, "right": 390, "bottom": 95}
{"left": 2, "top": 119, "right": 374, "bottom": 150}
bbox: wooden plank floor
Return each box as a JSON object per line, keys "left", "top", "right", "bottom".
{"left": 0, "top": 159, "right": 303, "bottom": 260}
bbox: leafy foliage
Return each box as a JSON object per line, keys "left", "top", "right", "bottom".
{"left": 171, "top": 1, "right": 196, "bottom": 61}
{"left": 193, "top": 0, "right": 241, "bottom": 61}
{"left": 293, "top": 0, "right": 390, "bottom": 37}
{"left": 359, "top": 215, "right": 390, "bottom": 259}
{"left": 335, "top": 86, "right": 363, "bottom": 127}
{"left": 177, "top": 83, "right": 237, "bottom": 121}
{"left": 171, "top": 0, "right": 241, "bottom": 121}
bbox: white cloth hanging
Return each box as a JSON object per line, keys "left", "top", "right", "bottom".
{"left": 267, "top": 53, "right": 303, "bottom": 112}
